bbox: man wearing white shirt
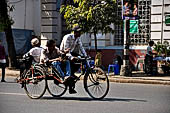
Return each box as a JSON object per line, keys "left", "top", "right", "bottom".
{"left": 20, "top": 38, "right": 43, "bottom": 77}
{"left": 23, "top": 38, "right": 43, "bottom": 63}
{"left": 60, "top": 25, "right": 87, "bottom": 94}
{"left": 60, "top": 27, "right": 87, "bottom": 60}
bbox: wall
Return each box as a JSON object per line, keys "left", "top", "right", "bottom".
{"left": 151, "top": 0, "right": 170, "bottom": 43}
{"left": 9, "top": 0, "right": 41, "bottom": 36}
{"left": 41, "top": 0, "right": 62, "bottom": 47}
{"left": 87, "top": 49, "right": 123, "bottom": 69}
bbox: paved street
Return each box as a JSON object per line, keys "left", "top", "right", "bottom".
{"left": 0, "top": 76, "right": 170, "bottom": 113}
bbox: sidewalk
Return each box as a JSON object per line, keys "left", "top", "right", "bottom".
{"left": 1, "top": 68, "right": 170, "bottom": 85}
{"left": 108, "top": 71, "right": 170, "bottom": 85}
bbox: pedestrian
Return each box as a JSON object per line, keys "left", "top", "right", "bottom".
{"left": 145, "top": 40, "right": 155, "bottom": 74}
{"left": 60, "top": 25, "right": 87, "bottom": 94}
{"left": 0, "top": 40, "right": 6, "bottom": 82}
{"left": 146, "top": 40, "right": 155, "bottom": 58}
{"left": 116, "top": 55, "right": 123, "bottom": 73}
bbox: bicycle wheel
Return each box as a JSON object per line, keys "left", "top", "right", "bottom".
{"left": 84, "top": 67, "right": 109, "bottom": 100}
{"left": 46, "top": 69, "right": 67, "bottom": 97}
{"left": 24, "top": 66, "right": 46, "bottom": 99}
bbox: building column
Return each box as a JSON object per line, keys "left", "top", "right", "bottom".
{"left": 41, "top": 0, "right": 62, "bottom": 47}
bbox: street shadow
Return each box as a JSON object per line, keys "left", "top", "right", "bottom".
{"left": 41, "top": 96, "right": 147, "bottom": 102}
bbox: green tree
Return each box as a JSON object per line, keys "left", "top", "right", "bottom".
{"left": 154, "top": 41, "right": 169, "bottom": 56}
{"left": 0, "top": 0, "right": 17, "bottom": 67}
{"left": 60, "top": 0, "right": 120, "bottom": 51}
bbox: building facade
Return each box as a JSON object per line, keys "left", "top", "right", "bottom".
{"left": 8, "top": 0, "right": 170, "bottom": 69}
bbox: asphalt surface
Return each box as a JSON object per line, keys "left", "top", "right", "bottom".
{"left": 0, "top": 78, "right": 170, "bottom": 113}
{"left": 1, "top": 68, "right": 170, "bottom": 85}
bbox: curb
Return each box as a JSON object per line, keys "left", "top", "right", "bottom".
{"left": 109, "top": 77, "right": 170, "bottom": 85}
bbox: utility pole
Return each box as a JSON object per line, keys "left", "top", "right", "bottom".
{"left": 120, "top": 19, "right": 132, "bottom": 76}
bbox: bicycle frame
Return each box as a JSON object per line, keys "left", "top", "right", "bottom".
{"left": 17, "top": 64, "right": 45, "bottom": 84}
{"left": 73, "top": 57, "right": 93, "bottom": 82}
{"left": 45, "top": 64, "right": 64, "bottom": 83}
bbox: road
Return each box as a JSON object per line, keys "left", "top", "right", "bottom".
{"left": 0, "top": 76, "right": 170, "bottom": 113}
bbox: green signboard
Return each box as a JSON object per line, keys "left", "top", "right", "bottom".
{"left": 165, "top": 15, "right": 170, "bottom": 25}
{"left": 130, "top": 20, "right": 138, "bottom": 34}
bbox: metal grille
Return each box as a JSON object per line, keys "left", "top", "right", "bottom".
{"left": 129, "top": 0, "right": 151, "bottom": 45}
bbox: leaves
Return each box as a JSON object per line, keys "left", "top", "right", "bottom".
{"left": 154, "top": 41, "right": 170, "bottom": 56}
{"left": 60, "top": 0, "right": 119, "bottom": 34}
{"left": 0, "top": 1, "right": 14, "bottom": 32}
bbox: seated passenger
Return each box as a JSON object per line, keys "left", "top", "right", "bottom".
{"left": 23, "top": 38, "right": 43, "bottom": 63}
{"left": 20, "top": 38, "right": 43, "bottom": 76}
{"left": 40, "top": 39, "right": 71, "bottom": 79}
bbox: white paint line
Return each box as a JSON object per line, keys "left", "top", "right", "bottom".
{"left": 0, "top": 92, "right": 50, "bottom": 97}
{"left": 0, "top": 92, "right": 26, "bottom": 96}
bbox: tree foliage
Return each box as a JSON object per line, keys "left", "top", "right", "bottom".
{"left": 0, "top": 1, "right": 14, "bottom": 32}
{"left": 0, "top": 0, "right": 17, "bottom": 67}
{"left": 154, "top": 41, "right": 170, "bottom": 56}
{"left": 60, "top": 0, "right": 120, "bottom": 34}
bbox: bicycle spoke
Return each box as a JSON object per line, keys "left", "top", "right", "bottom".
{"left": 24, "top": 67, "right": 46, "bottom": 99}
{"left": 84, "top": 67, "right": 109, "bottom": 100}
{"left": 47, "top": 79, "right": 67, "bottom": 97}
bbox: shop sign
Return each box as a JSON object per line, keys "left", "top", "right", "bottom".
{"left": 130, "top": 20, "right": 138, "bottom": 34}
{"left": 165, "top": 15, "right": 170, "bottom": 25}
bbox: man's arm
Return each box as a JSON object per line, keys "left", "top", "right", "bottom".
{"left": 77, "top": 38, "right": 87, "bottom": 57}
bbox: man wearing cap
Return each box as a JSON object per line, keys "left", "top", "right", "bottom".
{"left": 60, "top": 26, "right": 87, "bottom": 60}
{"left": 60, "top": 25, "right": 87, "bottom": 94}
{"left": 19, "top": 38, "right": 44, "bottom": 77}
{"left": 23, "top": 38, "right": 43, "bottom": 63}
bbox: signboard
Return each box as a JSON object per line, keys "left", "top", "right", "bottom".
{"left": 165, "top": 15, "right": 170, "bottom": 25}
{"left": 129, "top": 20, "right": 138, "bottom": 34}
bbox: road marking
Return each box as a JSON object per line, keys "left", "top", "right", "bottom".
{"left": 0, "top": 92, "right": 26, "bottom": 96}
{"left": 0, "top": 92, "right": 50, "bottom": 96}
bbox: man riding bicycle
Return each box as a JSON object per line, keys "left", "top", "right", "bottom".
{"left": 60, "top": 25, "right": 87, "bottom": 94}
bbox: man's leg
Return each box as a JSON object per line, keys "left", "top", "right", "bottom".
{"left": 65, "top": 60, "right": 71, "bottom": 76}
{"left": 1, "top": 63, "right": 6, "bottom": 82}
{"left": 65, "top": 60, "right": 81, "bottom": 94}
{"left": 52, "top": 61, "right": 65, "bottom": 79}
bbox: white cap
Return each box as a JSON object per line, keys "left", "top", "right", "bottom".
{"left": 31, "top": 38, "right": 39, "bottom": 46}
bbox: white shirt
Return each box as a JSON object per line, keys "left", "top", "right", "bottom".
{"left": 24, "top": 47, "right": 43, "bottom": 63}
{"left": 60, "top": 33, "right": 87, "bottom": 60}
{"left": 146, "top": 46, "right": 152, "bottom": 56}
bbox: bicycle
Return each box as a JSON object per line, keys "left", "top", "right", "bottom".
{"left": 78, "top": 56, "right": 110, "bottom": 99}
{"left": 16, "top": 55, "right": 47, "bottom": 99}
{"left": 45, "top": 56, "right": 109, "bottom": 99}
{"left": 17, "top": 56, "right": 109, "bottom": 100}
